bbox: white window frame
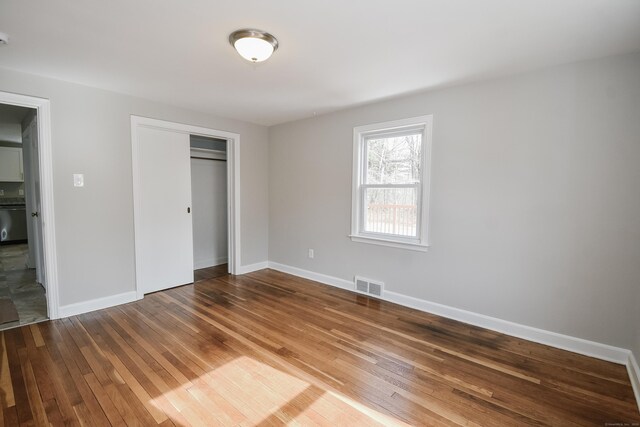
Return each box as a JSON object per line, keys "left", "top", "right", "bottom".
{"left": 350, "top": 115, "right": 433, "bottom": 251}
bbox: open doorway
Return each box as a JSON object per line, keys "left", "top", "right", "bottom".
{"left": 190, "top": 135, "right": 230, "bottom": 282}
{"left": 0, "top": 103, "right": 47, "bottom": 330}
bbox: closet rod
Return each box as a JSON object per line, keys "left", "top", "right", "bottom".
{"left": 190, "top": 156, "right": 227, "bottom": 162}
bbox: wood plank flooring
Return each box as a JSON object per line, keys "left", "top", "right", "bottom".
{"left": 1, "top": 267, "right": 639, "bottom": 426}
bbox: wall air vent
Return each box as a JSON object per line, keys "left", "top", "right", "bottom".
{"left": 356, "top": 278, "right": 368, "bottom": 293}
{"left": 354, "top": 276, "right": 384, "bottom": 297}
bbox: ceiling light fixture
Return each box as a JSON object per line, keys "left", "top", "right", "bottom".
{"left": 229, "top": 29, "right": 278, "bottom": 63}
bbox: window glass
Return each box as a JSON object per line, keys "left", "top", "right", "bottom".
{"left": 366, "top": 134, "right": 422, "bottom": 185}
{"left": 364, "top": 187, "right": 417, "bottom": 237}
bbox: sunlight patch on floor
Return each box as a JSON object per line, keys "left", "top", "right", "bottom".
{"left": 148, "top": 355, "right": 408, "bottom": 426}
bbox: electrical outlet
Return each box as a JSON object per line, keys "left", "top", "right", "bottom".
{"left": 0, "top": 189, "right": 4, "bottom": 196}
{"left": 308, "top": 249, "right": 314, "bottom": 259}
{"left": 18, "top": 189, "right": 24, "bottom": 196}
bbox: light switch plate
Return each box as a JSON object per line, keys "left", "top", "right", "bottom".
{"left": 0, "top": 189, "right": 4, "bottom": 196}
{"left": 18, "top": 189, "right": 24, "bottom": 196}
{"left": 73, "top": 174, "right": 84, "bottom": 187}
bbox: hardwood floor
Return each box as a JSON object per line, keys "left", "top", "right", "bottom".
{"left": 1, "top": 267, "right": 638, "bottom": 426}
{"left": 193, "top": 263, "right": 229, "bottom": 282}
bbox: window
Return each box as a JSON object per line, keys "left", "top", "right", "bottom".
{"left": 350, "top": 115, "right": 432, "bottom": 251}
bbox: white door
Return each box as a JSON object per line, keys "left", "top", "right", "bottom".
{"left": 191, "top": 156, "right": 227, "bottom": 269}
{"left": 29, "top": 119, "right": 46, "bottom": 286}
{"left": 22, "top": 124, "right": 36, "bottom": 269}
{"left": 21, "top": 117, "right": 46, "bottom": 287}
{"left": 137, "top": 126, "right": 194, "bottom": 294}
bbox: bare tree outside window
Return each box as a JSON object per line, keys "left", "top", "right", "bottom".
{"left": 366, "top": 134, "right": 422, "bottom": 184}
{"left": 364, "top": 134, "right": 422, "bottom": 237}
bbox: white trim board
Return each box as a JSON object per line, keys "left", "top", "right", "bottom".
{"left": 58, "top": 291, "right": 140, "bottom": 318}
{"left": 194, "top": 257, "right": 228, "bottom": 270}
{"left": 237, "top": 261, "right": 269, "bottom": 275}
{"left": 266, "top": 262, "right": 631, "bottom": 365}
{"left": 56, "top": 260, "right": 265, "bottom": 317}
{"left": 0, "top": 91, "right": 60, "bottom": 319}
{"left": 628, "top": 352, "right": 640, "bottom": 414}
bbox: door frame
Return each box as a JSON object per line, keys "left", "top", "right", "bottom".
{"left": 0, "top": 90, "right": 60, "bottom": 319}
{"left": 130, "top": 116, "right": 241, "bottom": 299}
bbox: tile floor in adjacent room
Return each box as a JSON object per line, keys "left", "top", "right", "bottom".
{"left": 0, "top": 243, "right": 48, "bottom": 331}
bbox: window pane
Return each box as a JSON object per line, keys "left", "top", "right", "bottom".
{"left": 364, "top": 187, "right": 417, "bottom": 237}
{"left": 366, "top": 133, "right": 422, "bottom": 184}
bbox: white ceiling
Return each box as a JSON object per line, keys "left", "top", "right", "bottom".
{"left": 1, "top": 1, "right": 639, "bottom": 126}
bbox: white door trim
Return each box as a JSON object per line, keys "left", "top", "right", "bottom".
{"left": 130, "top": 116, "right": 241, "bottom": 299}
{"left": 0, "top": 91, "right": 60, "bottom": 319}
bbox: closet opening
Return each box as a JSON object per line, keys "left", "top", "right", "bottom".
{"left": 190, "top": 135, "right": 230, "bottom": 282}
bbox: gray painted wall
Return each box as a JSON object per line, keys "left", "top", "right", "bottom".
{"left": 0, "top": 67, "right": 269, "bottom": 307}
{"left": 635, "top": 289, "right": 640, "bottom": 362}
{"left": 190, "top": 135, "right": 227, "bottom": 152}
{"left": 268, "top": 52, "right": 640, "bottom": 350}
{"left": 0, "top": 123, "right": 21, "bottom": 144}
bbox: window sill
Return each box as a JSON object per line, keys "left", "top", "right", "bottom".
{"left": 349, "top": 235, "right": 430, "bottom": 252}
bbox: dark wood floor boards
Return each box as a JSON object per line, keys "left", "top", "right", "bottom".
{"left": 1, "top": 266, "right": 639, "bottom": 426}
{"left": 157, "top": 289, "right": 397, "bottom": 425}
{"left": 205, "top": 274, "right": 520, "bottom": 418}
{"left": 241, "top": 270, "right": 640, "bottom": 426}
{"left": 87, "top": 311, "right": 193, "bottom": 426}
{"left": 235, "top": 276, "right": 556, "bottom": 426}
{"left": 129, "top": 298, "right": 346, "bottom": 427}
{"left": 182, "top": 272, "right": 616, "bottom": 426}
{"left": 228, "top": 272, "right": 632, "bottom": 426}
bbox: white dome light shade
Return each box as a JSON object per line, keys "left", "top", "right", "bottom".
{"left": 234, "top": 37, "right": 274, "bottom": 62}
{"left": 229, "top": 29, "right": 278, "bottom": 63}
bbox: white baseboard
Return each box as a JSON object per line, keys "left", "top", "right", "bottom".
{"left": 26, "top": 255, "right": 36, "bottom": 269}
{"left": 236, "top": 261, "right": 269, "bottom": 275}
{"left": 269, "top": 262, "right": 353, "bottom": 290}
{"left": 194, "top": 257, "right": 228, "bottom": 270}
{"left": 58, "top": 291, "right": 140, "bottom": 318}
{"left": 628, "top": 352, "right": 640, "bottom": 414}
{"left": 267, "top": 262, "right": 630, "bottom": 365}
{"left": 384, "top": 290, "right": 631, "bottom": 364}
